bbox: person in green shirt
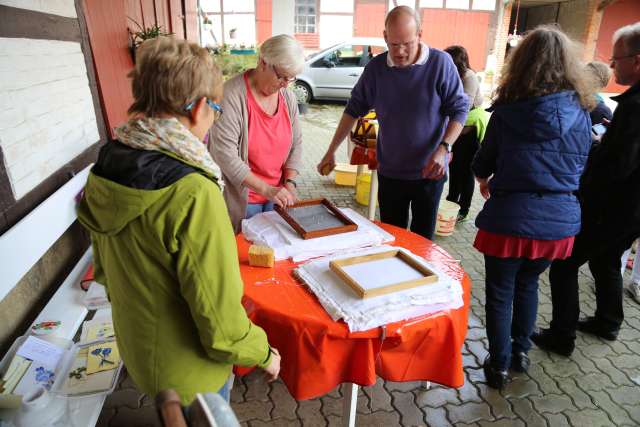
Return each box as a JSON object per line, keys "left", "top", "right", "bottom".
{"left": 77, "top": 36, "right": 280, "bottom": 405}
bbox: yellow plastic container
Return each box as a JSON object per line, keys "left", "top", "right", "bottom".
{"left": 355, "top": 173, "right": 372, "bottom": 206}
{"left": 334, "top": 163, "right": 359, "bottom": 186}
{"left": 435, "top": 200, "right": 461, "bottom": 237}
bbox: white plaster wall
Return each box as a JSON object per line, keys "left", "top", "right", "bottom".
{"left": 225, "top": 14, "right": 257, "bottom": 47}
{"left": 272, "top": 0, "right": 295, "bottom": 36}
{"left": 388, "top": 0, "right": 415, "bottom": 10}
{"left": 0, "top": 38, "right": 99, "bottom": 199}
{"left": 202, "top": 15, "right": 223, "bottom": 47}
{"left": 0, "top": 0, "right": 76, "bottom": 18}
{"left": 321, "top": 0, "right": 353, "bottom": 13}
{"left": 201, "top": 0, "right": 221, "bottom": 13}
{"left": 472, "top": 0, "right": 496, "bottom": 11}
{"left": 223, "top": 0, "right": 254, "bottom": 13}
{"left": 446, "top": 0, "right": 470, "bottom": 9}
{"left": 319, "top": 15, "right": 353, "bottom": 48}
{"left": 420, "top": 0, "right": 443, "bottom": 7}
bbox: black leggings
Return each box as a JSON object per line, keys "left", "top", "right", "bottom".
{"left": 446, "top": 130, "right": 480, "bottom": 215}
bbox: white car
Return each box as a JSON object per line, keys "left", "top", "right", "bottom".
{"left": 294, "top": 38, "right": 387, "bottom": 103}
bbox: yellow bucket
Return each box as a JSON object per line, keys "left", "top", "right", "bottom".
{"left": 334, "top": 163, "right": 359, "bottom": 186}
{"left": 355, "top": 173, "right": 372, "bottom": 205}
{"left": 435, "top": 200, "right": 460, "bottom": 237}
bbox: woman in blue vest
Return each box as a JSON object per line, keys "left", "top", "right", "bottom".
{"left": 471, "top": 26, "right": 595, "bottom": 389}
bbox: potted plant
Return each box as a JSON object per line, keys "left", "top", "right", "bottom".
{"left": 127, "top": 18, "right": 172, "bottom": 62}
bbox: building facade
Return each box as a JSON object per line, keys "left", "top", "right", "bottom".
{"left": 202, "top": 0, "right": 499, "bottom": 70}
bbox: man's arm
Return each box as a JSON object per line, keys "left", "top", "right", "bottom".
{"left": 317, "top": 113, "right": 359, "bottom": 175}
{"left": 422, "top": 55, "right": 469, "bottom": 180}
{"left": 421, "top": 120, "right": 464, "bottom": 180}
{"left": 317, "top": 61, "right": 374, "bottom": 175}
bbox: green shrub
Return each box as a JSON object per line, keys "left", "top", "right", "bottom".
{"left": 212, "top": 51, "right": 258, "bottom": 79}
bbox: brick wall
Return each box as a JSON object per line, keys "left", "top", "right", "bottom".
{"left": 294, "top": 33, "right": 320, "bottom": 49}
{"left": 0, "top": 38, "right": 99, "bottom": 199}
{"left": 521, "top": 0, "right": 603, "bottom": 61}
{"left": 0, "top": 0, "right": 105, "bottom": 352}
{"left": 493, "top": 2, "right": 512, "bottom": 78}
{"left": 578, "top": 0, "right": 603, "bottom": 61}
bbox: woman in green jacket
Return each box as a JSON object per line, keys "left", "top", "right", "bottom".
{"left": 77, "top": 36, "right": 280, "bottom": 404}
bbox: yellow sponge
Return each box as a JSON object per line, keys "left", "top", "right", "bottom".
{"left": 248, "top": 245, "right": 275, "bottom": 268}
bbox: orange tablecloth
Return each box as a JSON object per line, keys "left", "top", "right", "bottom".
{"left": 237, "top": 223, "right": 471, "bottom": 400}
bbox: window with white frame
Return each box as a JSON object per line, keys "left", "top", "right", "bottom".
{"left": 295, "top": 0, "right": 317, "bottom": 33}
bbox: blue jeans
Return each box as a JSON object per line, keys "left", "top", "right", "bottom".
{"left": 484, "top": 255, "right": 552, "bottom": 370}
{"left": 245, "top": 201, "right": 275, "bottom": 219}
{"left": 216, "top": 374, "right": 233, "bottom": 402}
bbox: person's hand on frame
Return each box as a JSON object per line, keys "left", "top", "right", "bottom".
{"left": 283, "top": 180, "right": 298, "bottom": 202}
{"left": 267, "top": 186, "right": 295, "bottom": 207}
{"left": 263, "top": 347, "right": 281, "bottom": 382}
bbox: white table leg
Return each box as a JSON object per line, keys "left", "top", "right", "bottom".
{"left": 367, "top": 170, "right": 378, "bottom": 221}
{"left": 342, "top": 382, "right": 358, "bottom": 427}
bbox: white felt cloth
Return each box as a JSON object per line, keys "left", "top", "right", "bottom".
{"left": 241, "top": 208, "right": 395, "bottom": 262}
{"left": 294, "top": 245, "right": 464, "bottom": 332}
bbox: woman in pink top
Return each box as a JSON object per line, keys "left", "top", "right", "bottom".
{"left": 211, "top": 35, "right": 305, "bottom": 232}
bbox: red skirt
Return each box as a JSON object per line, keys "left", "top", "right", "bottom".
{"left": 474, "top": 229, "right": 574, "bottom": 260}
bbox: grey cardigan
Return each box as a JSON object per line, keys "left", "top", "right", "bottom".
{"left": 210, "top": 73, "right": 303, "bottom": 233}
{"left": 462, "top": 69, "right": 483, "bottom": 109}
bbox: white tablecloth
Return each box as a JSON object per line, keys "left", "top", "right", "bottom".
{"left": 294, "top": 245, "right": 464, "bottom": 332}
{"left": 242, "top": 208, "right": 394, "bottom": 262}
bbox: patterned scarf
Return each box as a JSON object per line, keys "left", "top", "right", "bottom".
{"left": 115, "top": 117, "right": 223, "bottom": 188}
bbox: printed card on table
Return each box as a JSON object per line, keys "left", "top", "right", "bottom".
{"left": 86, "top": 341, "right": 120, "bottom": 375}
{"left": 16, "top": 336, "right": 64, "bottom": 369}
{"left": 85, "top": 322, "right": 115, "bottom": 342}
{"left": 61, "top": 349, "right": 115, "bottom": 395}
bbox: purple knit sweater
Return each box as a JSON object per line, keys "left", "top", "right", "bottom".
{"left": 345, "top": 48, "right": 469, "bottom": 180}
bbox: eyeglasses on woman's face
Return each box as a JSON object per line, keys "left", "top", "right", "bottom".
{"left": 270, "top": 64, "right": 296, "bottom": 84}
{"left": 184, "top": 98, "right": 223, "bottom": 120}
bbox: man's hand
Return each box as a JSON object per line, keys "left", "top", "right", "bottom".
{"left": 422, "top": 145, "right": 449, "bottom": 180}
{"left": 266, "top": 186, "right": 295, "bottom": 207}
{"left": 477, "top": 177, "right": 491, "bottom": 200}
{"left": 263, "top": 347, "right": 281, "bottom": 382}
{"left": 317, "top": 152, "right": 336, "bottom": 176}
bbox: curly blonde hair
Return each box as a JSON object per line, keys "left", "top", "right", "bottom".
{"left": 494, "top": 25, "right": 596, "bottom": 110}
{"left": 128, "top": 36, "right": 223, "bottom": 118}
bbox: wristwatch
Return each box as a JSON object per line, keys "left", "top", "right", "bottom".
{"left": 285, "top": 178, "right": 297, "bottom": 188}
{"left": 439, "top": 141, "right": 452, "bottom": 153}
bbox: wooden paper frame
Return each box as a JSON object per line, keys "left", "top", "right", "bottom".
{"left": 329, "top": 250, "right": 438, "bottom": 299}
{"left": 274, "top": 198, "right": 358, "bottom": 239}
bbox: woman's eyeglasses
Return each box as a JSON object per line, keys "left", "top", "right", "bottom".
{"left": 271, "top": 64, "right": 296, "bottom": 84}
{"left": 184, "top": 98, "right": 223, "bottom": 119}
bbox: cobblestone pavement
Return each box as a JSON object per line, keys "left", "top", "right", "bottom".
{"left": 98, "top": 103, "right": 640, "bottom": 426}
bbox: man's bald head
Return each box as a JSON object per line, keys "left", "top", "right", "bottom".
{"left": 384, "top": 6, "right": 421, "bottom": 34}
{"left": 384, "top": 6, "right": 422, "bottom": 67}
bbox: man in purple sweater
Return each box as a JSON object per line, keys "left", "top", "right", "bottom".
{"left": 317, "top": 6, "right": 468, "bottom": 239}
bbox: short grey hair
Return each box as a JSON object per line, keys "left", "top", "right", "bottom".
{"left": 586, "top": 61, "right": 612, "bottom": 89}
{"left": 260, "top": 34, "right": 305, "bottom": 75}
{"left": 613, "top": 22, "right": 640, "bottom": 55}
{"left": 385, "top": 6, "right": 421, "bottom": 33}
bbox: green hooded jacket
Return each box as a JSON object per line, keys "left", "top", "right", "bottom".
{"left": 77, "top": 142, "right": 271, "bottom": 404}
